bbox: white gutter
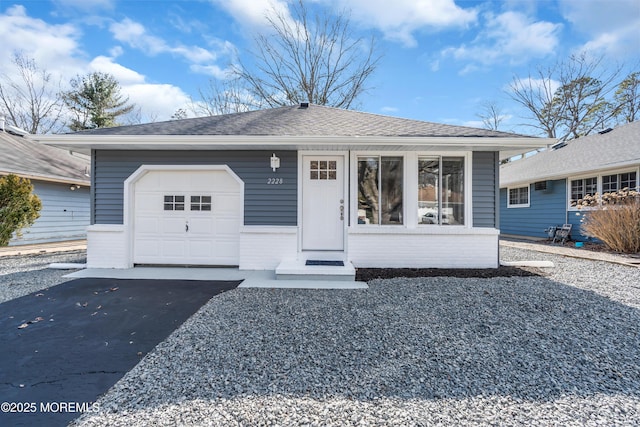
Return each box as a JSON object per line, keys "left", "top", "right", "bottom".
{"left": 0, "top": 170, "right": 90, "bottom": 186}
{"left": 33, "top": 134, "right": 554, "bottom": 155}
{"left": 500, "top": 161, "right": 640, "bottom": 188}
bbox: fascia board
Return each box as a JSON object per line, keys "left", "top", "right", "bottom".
{"left": 33, "top": 134, "right": 553, "bottom": 154}
{"left": 500, "top": 160, "right": 640, "bottom": 188}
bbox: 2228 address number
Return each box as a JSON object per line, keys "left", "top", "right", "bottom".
{"left": 267, "top": 178, "right": 284, "bottom": 185}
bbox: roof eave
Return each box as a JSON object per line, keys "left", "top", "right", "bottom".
{"left": 33, "top": 134, "right": 553, "bottom": 155}
{"left": 0, "top": 170, "right": 90, "bottom": 186}
{"left": 500, "top": 158, "right": 640, "bottom": 188}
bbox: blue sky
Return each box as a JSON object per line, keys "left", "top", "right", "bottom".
{"left": 0, "top": 0, "right": 638, "bottom": 135}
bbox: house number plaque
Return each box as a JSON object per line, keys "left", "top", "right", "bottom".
{"left": 267, "top": 178, "right": 284, "bottom": 185}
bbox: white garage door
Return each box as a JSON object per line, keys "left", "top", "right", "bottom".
{"left": 133, "top": 169, "right": 241, "bottom": 266}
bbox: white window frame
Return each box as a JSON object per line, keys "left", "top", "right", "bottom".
{"left": 567, "top": 168, "right": 639, "bottom": 211}
{"left": 507, "top": 185, "right": 530, "bottom": 208}
{"left": 350, "top": 151, "right": 472, "bottom": 230}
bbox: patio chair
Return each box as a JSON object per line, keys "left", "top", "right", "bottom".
{"left": 552, "top": 224, "right": 572, "bottom": 244}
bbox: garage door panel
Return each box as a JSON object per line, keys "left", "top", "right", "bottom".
{"left": 135, "top": 193, "right": 162, "bottom": 212}
{"left": 133, "top": 169, "right": 241, "bottom": 266}
{"left": 160, "top": 217, "right": 188, "bottom": 234}
{"left": 136, "top": 239, "right": 160, "bottom": 257}
{"left": 189, "top": 217, "right": 215, "bottom": 234}
{"left": 135, "top": 216, "right": 159, "bottom": 234}
{"left": 161, "top": 239, "right": 188, "bottom": 257}
{"left": 214, "top": 194, "right": 240, "bottom": 211}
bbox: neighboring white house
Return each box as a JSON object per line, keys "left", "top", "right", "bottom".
{"left": 0, "top": 118, "right": 90, "bottom": 245}
{"left": 34, "top": 104, "right": 550, "bottom": 276}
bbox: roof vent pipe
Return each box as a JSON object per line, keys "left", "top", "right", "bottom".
{"left": 0, "top": 116, "right": 5, "bottom": 132}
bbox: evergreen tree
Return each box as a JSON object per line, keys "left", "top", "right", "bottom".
{"left": 63, "top": 72, "right": 135, "bottom": 131}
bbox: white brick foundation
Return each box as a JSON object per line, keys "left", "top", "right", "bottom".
{"left": 239, "top": 226, "right": 298, "bottom": 270}
{"left": 347, "top": 227, "right": 499, "bottom": 268}
{"left": 86, "top": 224, "right": 129, "bottom": 268}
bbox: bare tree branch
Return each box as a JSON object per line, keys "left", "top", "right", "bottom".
{"left": 508, "top": 52, "right": 624, "bottom": 141}
{"left": 0, "top": 52, "right": 66, "bottom": 134}
{"left": 231, "top": 0, "right": 381, "bottom": 109}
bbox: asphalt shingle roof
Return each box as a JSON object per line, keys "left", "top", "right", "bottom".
{"left": 73, "top": 104, "right": 528, "bottom": 138}
{"left": 500, "top": 121, "right": 640, "bottom": 187}
{"left": 0, "top": 128, "right": 90, "bottom": 184}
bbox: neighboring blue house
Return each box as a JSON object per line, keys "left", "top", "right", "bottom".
{"left": 0, "top": 119, "right": 91, "bottom": 245}
{"left": 500, "top": 121, "right": 640, "bottom": 241}
{"left": 36, "top": 104, "right": 549, "bottom": 275}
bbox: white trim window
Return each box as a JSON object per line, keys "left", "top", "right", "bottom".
{"left": 507, "top": 186, "right": 530, "bottom": 208}
{"left": 569, "top": 171, "right": 637, "bottom": 209}
{"left": 602, "top": 172, "right": 637, "bottom": 193}
{"left": 570, "top": 177, "right": 597, "bottom": 206}
{"left": 418, "top": 156, "right": 465, "bottom": 224}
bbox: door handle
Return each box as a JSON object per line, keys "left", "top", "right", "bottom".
{"left": 339, "top": 204, "right": 344, "bottom": 221}
{"left": 185, "top": 222, "right": 189, "bottom": 232}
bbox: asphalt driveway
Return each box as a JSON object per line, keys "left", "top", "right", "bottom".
{"left": 0, "top": 277, "right": 239, "bottom": 427}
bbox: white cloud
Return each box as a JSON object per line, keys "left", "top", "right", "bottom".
{"left": 561, "top": 0, "right": 640, "bottom": 59}
{"left": 126, "top": 83, "right": 192, "bottom": 121}
{"left": 0, "top": 6, "right": 193, "bottom": 123}
{"left": 0, "top": 5, "right": 83, "bottom": 78}
{"left": 208, "top": 0, "right": 292, "bottom": 30}
{"left": 86, "top": 55, "right": 191, "bottom": 121}
{"left": 190, "top": 64, "right": 229, "bottom": 80}
{"left": 332, "top": 0, "right": 478, "bottom": 47}
{"left": 210, "top": 0, "right": 477, "bottom": 47}
{"left": 441, "top": 11, "right": 562, "bottom": 70}
{"left": 380, "top": 106, "right": 398, "bottom": 113}
{"left": 89, "top": 56, "right": 146, "bottom": 85}
{"left": 108, "top": 17, "right": 236, "bottom": 77}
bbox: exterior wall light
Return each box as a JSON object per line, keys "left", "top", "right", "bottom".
{"left": 270, "top": 153, "right": 280, "bottom": 172}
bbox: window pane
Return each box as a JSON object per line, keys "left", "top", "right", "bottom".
{"left": 381, "top": 157, "right": 403, "bottom": 224}
{"left": 202, "top": 196, "right": 211, "bottom": 203}
{"left": 164, "top": 204, "right": 173, "bottom": 211}
{"left": 442, "top": 158, "right": 464, "bottom": 225}
{"left": 175, "top": 204, "right": 184, "bottom": 211}
{"left": 418, "top": 158, "right": 439, "bottom": 224}
{"left": 571, "top": 179, "right": 583, "bottom": 202}
{"left": 603, "top": 175, "right": 617, "bottom": 193}
{"left": 585, "top": 177, "right": 597, "bottom": 195}
{"left": 620, "top": 172, "right": 636, "bottom": 190}
{"left": 201, "top": 205, "right": 211, "bottom": 211}
{"left": 357, "top": 157, "right": 379, "bottom": 224}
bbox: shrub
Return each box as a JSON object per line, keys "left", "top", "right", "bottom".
{"left": 576, "top": 189, "right": 640, "bottom": 253}
{"left": 0, "top": 174, "right": 42, "bottom": 246}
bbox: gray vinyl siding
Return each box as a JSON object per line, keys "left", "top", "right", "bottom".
{"left": 9, "top": 181, "right": 90, "bottom": 245}
{"left": 472, "top": 151, "right": 498, "bottom": 228}
{"left": 93, "top": 150, "right": 297, "bottom": 226}
{"left": 500, "top": 179, "right": 568, "bottom": 238}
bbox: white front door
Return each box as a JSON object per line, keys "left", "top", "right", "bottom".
{"left": 302, "top": 156, "right": 345, "bottom": 251}
{"left": 133, "top": 169, "right": 241, "bottom": 265}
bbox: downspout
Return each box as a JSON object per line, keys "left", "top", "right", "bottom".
{"left": 495, "top": 152, "right": 501, "bottom": 268}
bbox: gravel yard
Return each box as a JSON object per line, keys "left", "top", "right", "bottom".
{"left": 1, "top": 247, "right": 639, "bottom": 426}
{"left": 0, "top": 250, "right": 86, "bottom": 304}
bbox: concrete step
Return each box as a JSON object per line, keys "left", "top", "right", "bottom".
{"left": 275, "top": 259, "right": 356, "bottom": 281}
